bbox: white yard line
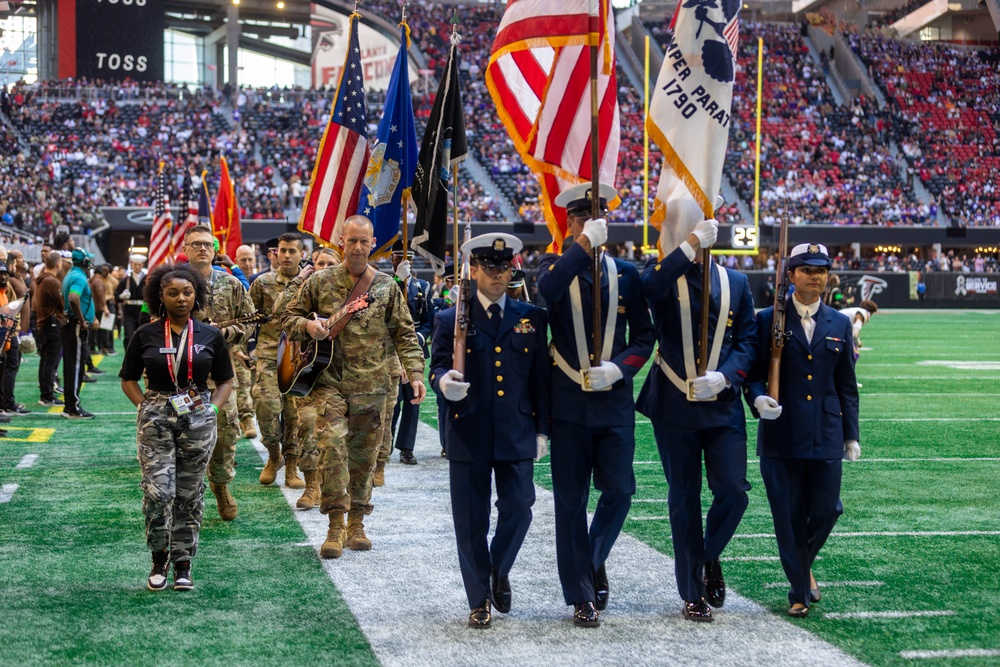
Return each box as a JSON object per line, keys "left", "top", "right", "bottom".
{"left": 825, "top": 611, "right": 955, "bottom": 620}
{"left": 764, "top": 581, "right": 884, "bottom": 589}
{"left": 635, "top": 418, "right": 1000, "bottom": 425}
{"left": 15, "top": 454, "right": 38, "bottom": 469}
{"left": 900, "top": 649, "right": 1000, "bottom": 659}
{"left": 0, "top": 483, "right": 18, "bottom": 503}
{"left": 733, "top": 531, "right": 1000, "bottom": 539}
{"left": 254, "top": 423, "right": 868, "bottom": 667}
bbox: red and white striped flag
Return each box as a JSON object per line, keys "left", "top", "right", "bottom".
{"left": 486, "top": 0, "right": 620, "bottom": 253}
{"left": 149, "top": 161, "right": 174, "bottom": 267}
{"left": 298, "top": 13, "right": 369, "bottom": 245}
{"left": 172, "top": 170, "right": 199, "bottom": 251}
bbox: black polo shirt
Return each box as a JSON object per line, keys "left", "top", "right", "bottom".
{"left": 120, "top": 319, "right": 234, "bottom": 393}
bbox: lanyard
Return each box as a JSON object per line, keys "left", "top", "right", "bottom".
{"left": 164, "top": 319, "right": 194, "bottom": 390}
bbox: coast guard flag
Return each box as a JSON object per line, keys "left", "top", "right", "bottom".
{"left": 647, "top": 0, "right": 740, "bottom": 255}
{"left": 299, "top": 13, "right": 369, "bottom": 246}
{"left": 358, "top": 23, "right": 418, "bottom": 258}
{"left": 486, "top": 0, "right": 620, "bottom": 254}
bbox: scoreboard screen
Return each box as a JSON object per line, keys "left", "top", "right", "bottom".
{"left": 76, "top": 0, "right": 164, "bottom": 82}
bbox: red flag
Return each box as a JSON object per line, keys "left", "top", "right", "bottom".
{"left": 298, "top": 13, "right": 369, "bottom": 245}
{"left": 486, "top": 0, "right": 620, "bottom": 253}
{"left": 149, "top": 161, "right": 174, "bottom": 267}
{"left": 212, "top": 157, "right": 242, "bottom": 258}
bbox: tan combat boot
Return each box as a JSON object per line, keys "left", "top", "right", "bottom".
{"left": 372, "top": 460, "right": 386, "bottom": 487}
{"left": 241, "top": 416, "right": 258, "bottom": 440}
{"left": 345, "top": 509, "right": 372, "bottom": 551}
{"left": 209, "top": 482, "right": 238, "bottom": 521}
{"left": 259, "top": 447, "right": 284, "bottom": 485}
{"left": 320, "top": 513, "right": 345, "bottom": 559}
{"left": 296, "top": 470, "right": 320, "bottom": 510}
{"left": 284, "top": 455, "right": 306, "bottom": 489}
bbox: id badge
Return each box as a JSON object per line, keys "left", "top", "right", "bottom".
{"left": 169, "top": 388, "right": 205, "bottom": 415}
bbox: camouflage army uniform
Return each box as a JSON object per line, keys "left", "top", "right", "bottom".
{"left": 137, "top": 391, "right": 217, "bottom": 561}
{"left": 284, "top": 264, "right": 424, "bottom": 551}
{"left": 231, "top": 341, "right": 255, "bottom": 433}
{"left": 193, "top": 270, "right": 254, "bottom": 503}
{"left": 250, "top": 269, "right": 302, "bottom": 483}
{"left": 373, "top": 342, "right": 402, "bottom": 487}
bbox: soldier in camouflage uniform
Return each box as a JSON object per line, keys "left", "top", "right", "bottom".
{"left": 119, "top": 263, "right": 235, "bottom": 591}
{"left": 374, "top": 342, "right": 402, "bottom": 487}
{"left": 184, "top": 225, "right": 255, "bottom": 522}
{"left": 232, "top": 341, "right": 257, "bottom": 439}
{"left": 284, "top": 216, "right": 426, "bottom": 559}
{"left": 249, "top": 232, "right": 306, "bottom": 492}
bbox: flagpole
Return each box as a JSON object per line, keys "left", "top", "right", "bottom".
{"left": 754, "top": 36, "right": 763, "bottom": 230}
{"left": 643, "top": 34, "right": 649, "bottom": 254}
{"left": 589, "top": 0, "right": 603, "bottom": 365}
{"left": 451, "top": 10, "right": 461, "bottom": 285}
{"left": 400, "top": 1, "right": 410, "bottom": 300}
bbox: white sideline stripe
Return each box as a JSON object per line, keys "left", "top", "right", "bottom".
{"left": 16, "top": 454, "right": 38, "bottom": 469}
{"left": 825, "top": 610, "right": 955, "bottom": 620}
{"left": 256, "top": 424, "right": 866, "bottom": 667}
{"left": 900, "top": 649, "right": 1000, "bottom": 659}
{"left": 635, "top": 418, "right": 1000, "bottom": 425}
{"left": 629, "top": 458, "right": 1000, "bottom": 465}
{"left": 0, "top": 483, "right": 18, "bottom": 503}
{"left": 764, "top": 581, "right": 884, "bottom": 589}
{"left": 733, "top": 531, "right": 1000, "bottom": 539}
{"left": 723, "top": 556, "right": 782, "bottom": 562}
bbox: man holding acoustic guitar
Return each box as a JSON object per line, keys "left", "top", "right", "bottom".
{"left": 283, "top": 216, "right": 426, "bottom": 559}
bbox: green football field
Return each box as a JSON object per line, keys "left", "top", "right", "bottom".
{"left": 0, "top": 310, "right": 997, "bottom": 666}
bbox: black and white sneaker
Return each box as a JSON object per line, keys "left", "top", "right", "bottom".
{"left": 147, "top": 551, "right": 170, "bottom": 591}
{"left": 173, "top": 561, "right": 193, "bottom": 591}
{"left": 88, "top": 368, "right": 107, "bottom": 376}
{"left": 39, "top": 398, "right": 65, "bottom": 407}
{"left": 62, "top": 410, "right": 95, "bottom": 420}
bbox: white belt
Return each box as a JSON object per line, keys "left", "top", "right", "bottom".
{"left": 555, "top": 253, "right": 618, "bottom": 391}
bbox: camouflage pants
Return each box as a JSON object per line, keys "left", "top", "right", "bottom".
{"left": 207, "top": 388, "right": 240, "bottom": 485}
{"left": 297, "top": 386, "right": 384, "bottom": 515}
{"left": 253, "top": 358, "right": 299, "bottom": 458}
{"left": 232, "top": 350, "right": 254, "bottom": 424}
{"left": 136, "top": 393, "right": 216, "bottom": 561}
{"left": 376, "top": 378, "right": 401, "bottom": 465}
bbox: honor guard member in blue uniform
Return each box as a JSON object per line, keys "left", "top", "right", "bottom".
{"left": 430, "top": 233, "right": 550, "bottom": 629}
{"left": 537, "top": 182, "right": 655, "bottom": 628}
{"left": 744, "top": 243, "right": 860, "bottom": 618}
{"left": 637, "top": 216, "right": 756, "bottom": 622}
{"left": 389, "top": 239, "right": 434, "bottom": 464}
{"left": 430, "top": 262, "right": 457, "bottom": 457}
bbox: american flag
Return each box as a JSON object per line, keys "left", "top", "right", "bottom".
{"left": 149, "top": 161, "right": 173, "bottom": 267}
{"left": 485, "top": 0, "right": 619, "bottom": 254}
{"left": 299, "top": 13, "right": 369, "bottom": 245}
{"left": 172, "top": 170, "right": 199, "bottom": 251}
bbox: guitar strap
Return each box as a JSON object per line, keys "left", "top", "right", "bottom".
{"left": 325, "top": 265, "right": 376, "bottom": 340}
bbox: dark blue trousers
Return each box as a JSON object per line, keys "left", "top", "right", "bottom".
{"left": 391, "top": 380, "right": 419, "bottom": 453}
{"left": 550, "top": 421, "right": 635, "bottom": 605}
{"left": 760, "top": 456, "right": 843, "bottom": 606}
{"left": 652, "top": 422, "right": 750, "bottom": 602}
{"left": 449, "top": 458, "right": 534, "bottom": 609}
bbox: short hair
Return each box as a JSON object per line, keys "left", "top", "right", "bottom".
{"left": 278, "top": 232, "right": 304, "bottom": 250}
{"left": 53, "top": 232, "right": 72, "bottom": 250}
{"left": 184, "top": 224, "right": 214, "bottom": 239}
{"left": 44, "top": 253, "right": 61, "bottom": 270}
{"left": 342, "top": 215, "right": 374, "bottom": 235}
{"left": 860, "top": 299, "right": 878, "bottom": 314}
{"left": 144, "top": 263, "right": 208, "bottom": 317}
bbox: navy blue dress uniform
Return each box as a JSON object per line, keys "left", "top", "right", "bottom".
{"left": 430, "top": 262, "right": 457, "bottom": 456}
{"left": 430, "top": 234, "right": 550, "bottom": 629}
{"left": 636, "top": 233, "right": 757, "bottom": 621}
{"left": 536, "top": 182, "right": 654, "bottom": 625}
{"left": 744, "top": 243, "right": 860, "bottom": 617}
{"left": 389, "top": 242, "right": 434, "bottom": 464}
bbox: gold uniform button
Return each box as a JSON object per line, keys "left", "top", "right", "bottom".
{"left": 496, "top": 375, "right": 503, "bottom": 382}
{"left": 524, "top": 347, "right": 528, "bottom": 352}
{"left": 807, "top": 395, "right": 812, "bottom": 401}
{"left": 807, "top": 354, "right": 813, "bottom": 360}
{"left": 807, "top": 374, "right": 812, "bottom": 380}
{"left": 495, "top": 361, "right": 502, "bottom": 367}
{"left": 497, "top": 390, "right": 505, "bottom": 397}
{"left": 495, "top": 346, "right": 502, "bottom": 353}
{"left": 453, "top": 414, "right": 459, "bottom": 418}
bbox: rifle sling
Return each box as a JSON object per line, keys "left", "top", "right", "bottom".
{"left": 326, "top": 266, "right": 376, "bottom": 341}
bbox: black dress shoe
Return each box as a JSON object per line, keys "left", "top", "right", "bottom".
{"left": 682, "top": 598, "right": 714, "bottom": 622}
{"left": 491, "top": 567, "right": 512, "bottom": 614}
{"left": 593, "top": 563, "right": 609, "bottom": 611}
{"left": 573, "top": 601, "right": 600, "bottom": 627}
{"left": 468, "top": 600, "right": 492, "bottom": 628}
{"left": 88, "top": 368, "right": 106, "bottom": 375}
{"left": 704, "top": 559, "right": 726, "bottom": 608}
{"left": 81, "top": 375, "right": 97, "bottom": 383}
{"left": 399, "top": 451, "right": 418, "bottom": 465}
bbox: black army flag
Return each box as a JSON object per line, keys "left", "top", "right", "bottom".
{"left": 411, "top": 32, "right": 468, "bottom": 275}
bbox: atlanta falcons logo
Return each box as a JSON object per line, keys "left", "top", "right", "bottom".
{"left": 857, "top": 275, "right": 888, "bottom": 302}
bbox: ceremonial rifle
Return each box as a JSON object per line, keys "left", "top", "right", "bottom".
{"left": 451, "top": 222, "right": 472, "bottom": 375}
{"left": 767, "top": 217, "right": 791, "bottom": 400}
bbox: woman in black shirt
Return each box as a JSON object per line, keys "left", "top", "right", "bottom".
{"left": 120, "top": 264, "right": 234, "bottom": 592}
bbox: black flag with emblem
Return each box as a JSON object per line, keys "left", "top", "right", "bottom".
{"left": 411, "top": 31, "right": 468, "bottom": 275}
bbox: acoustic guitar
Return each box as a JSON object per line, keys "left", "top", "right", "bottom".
{"left": 210, "top": 311, "right": 272, "bottom": 329}
{"left": 276, "top": 293, "right": 374, "bottom": 397}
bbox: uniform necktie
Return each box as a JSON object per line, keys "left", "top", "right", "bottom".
{"left": 802, "top": 311, "right": 815, "bottom": 344}
{"left": 487, "top": 303, "right": 502, "bottom": 336}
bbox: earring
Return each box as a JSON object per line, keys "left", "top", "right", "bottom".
{"left": 158, "top": 303, "right": 166, "bottom": 318}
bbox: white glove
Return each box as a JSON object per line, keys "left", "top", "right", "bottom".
{"left": 121, "top": 289, "right": 131, "bottom": 300}
{"left": 844, "top": 440, "right": 861, "bottom": 461}
{"left": 691, "top": 371, "right": 728, "bottom": 399}
{"left": 754, "top": 395, "right": 783, "bottom": 420}
{"left": 581, "top": 217, "right": 608, "bottom": 248}
{"left": 439, "top": 369, "right": 470, "bottom": 402}
{"left": 535, "top": 434, "right": 549, "bottom": 461}
{"left": 586, "top": 361, "right": 623, "bottom": 390}
{"left": 394, "top": 259, "right": 412, "bottom": 282}
{"left": 692, "top": 218, "right": 719, "bottom": 248}
{"left": 446, "top": 283, "right": 461, "bottom": 306}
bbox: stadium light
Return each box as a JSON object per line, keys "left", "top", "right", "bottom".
{"left": 277, "top": 1, "right": 285, "bottom": 7}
